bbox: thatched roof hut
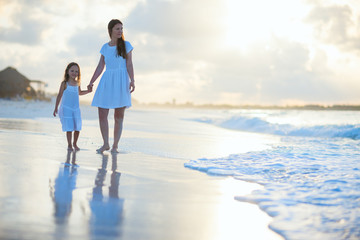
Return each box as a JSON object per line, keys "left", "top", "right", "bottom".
{"left": 0, "top": 67, "right": 37, "bottom": 99}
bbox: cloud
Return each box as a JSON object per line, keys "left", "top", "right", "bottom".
{"left": 305, "top": 3, "right": 360, "bottom": 52}
{"left": 122, "top": 0, "right": 343, "bottom": 104}
{"left": 205, "top": 38, "right": 344, "bottom": 103}
{"left": 0, "top": 7, "right": 48, "bottom": 45}
{"left": 125, "top": 0, "right": 226, "bottom": 73}
{"left": 67, "top": 26, "right": 105, "bottom": 57}
{"left": 126, "top": 0, "right": 225, "bottom": 38}
{"left": 123, "top": 0, "right": 234, "bottom": 103}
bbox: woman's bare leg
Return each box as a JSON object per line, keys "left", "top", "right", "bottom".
{"left": 66, "top": 131, "right": 73, "bottom": 151}
{"left": 73, "top": 131, "right": 80, "bottom": 151}
{"left": 97, "top": 107, "right": 110, "bottom": 153}
{"left": 111, "top": 107, "right": 125, "bottom": 153}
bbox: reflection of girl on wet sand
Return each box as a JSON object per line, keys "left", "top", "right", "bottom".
{"left": 89, "top": 153, "right": 123, "bottom": 237}
{"left": 49, "top": 151, "right": 78, "bottom": 223}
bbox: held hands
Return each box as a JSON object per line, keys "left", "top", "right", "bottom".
{"left": 87, "top": 84, "right": 93, "bottom": 93}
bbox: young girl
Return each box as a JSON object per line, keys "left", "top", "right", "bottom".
{"left": 53, "top": 62, "right": 92, "bottom": 151}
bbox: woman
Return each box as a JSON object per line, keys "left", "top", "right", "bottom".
{"left": 87, "top": 19, "right": 135, "bottom": 153}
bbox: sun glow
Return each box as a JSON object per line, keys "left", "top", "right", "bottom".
{"left": 225, "top": 0, "right": 311, "bottom": 50}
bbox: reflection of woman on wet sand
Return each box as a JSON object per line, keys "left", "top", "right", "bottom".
{"left": 49, "top": 151, "right": 78, "bottom": 223}
{"left": 89, "top": 153, "right": 123, "bottom": 237}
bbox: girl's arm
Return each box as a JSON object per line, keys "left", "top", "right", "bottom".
{"left": 53, "top": 81, "right": 66, "bottom": 117}
{"left": 87, "top": 55, "right": 105, "bottom": 89}
{"left": 126, "top": 51, "right": 135, "bottom": 93}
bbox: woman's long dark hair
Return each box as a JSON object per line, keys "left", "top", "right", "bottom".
{"left": 63, "top": 62, "right": 81, "bottom": 86}
{"left": 108, "top": 19, "right": 127, "bottom": 59}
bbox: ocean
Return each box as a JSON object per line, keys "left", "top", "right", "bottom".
{"left": 184, "top": 108, "right": 360, "bottom": 240}
{"left": 0, "top": 99, "right": 359, "bottom": 239}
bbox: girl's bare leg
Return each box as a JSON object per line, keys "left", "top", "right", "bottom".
{"left": 111, "top": 107, "right": 125, "bottom": 153}
{"left": 73, "top": 131, "right": 80, "bottom": 151}
{"left": 97, "top": 107, "right": 110, "bottom": 153}
{"left": 66, "top": 131, "right": 73, "bottom": 151}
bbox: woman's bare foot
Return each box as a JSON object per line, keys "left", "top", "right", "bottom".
{"left": 67, "top": 145, "right": 73, "bottom": 151}
{"left": 73, "top": 144, "right": 80, "bottom": 151}
{"left": 96, "top": 145, "right": 110, "bottom": 153}
{"left": 111, "top": 147, "right": 119, "bottom": 153}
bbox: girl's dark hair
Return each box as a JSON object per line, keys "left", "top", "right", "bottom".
{"left": 63, "top": 62, "right": 81, "bottom": 86}
{"left": 108, "top": 19, "right": 127, "bottom": 59}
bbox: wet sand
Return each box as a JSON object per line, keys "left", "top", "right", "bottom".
{"left": 0, "top": 105, "right": 283, "bottom": 240}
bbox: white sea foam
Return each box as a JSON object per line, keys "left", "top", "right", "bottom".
{"left": 186, "top": 110, "right": 360, "bottom": 240}
{"left": 190, "top": 113, "right": 360, "bottom": 140}
{"left": 185, "top": 138, "right": 360, "bottom": 239}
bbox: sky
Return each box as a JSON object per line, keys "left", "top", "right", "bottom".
{"left": 1, "top": 0, "right": 360, "bottom": 105}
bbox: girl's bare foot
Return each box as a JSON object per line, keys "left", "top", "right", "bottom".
{"left": 73, "top": 144, "right": 80, "bottom": 151}
{"left": 67, "top": 145, "right": 73, "bottom": 151}
{"left": 96, "top": 145, "right": 110, "bottom": 153}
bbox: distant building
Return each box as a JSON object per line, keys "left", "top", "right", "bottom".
{"left": 0, "top": 66, "right": 48, "bottom": 100}
{"left": 30, "top": 80, "right": 48, "bottom": 99}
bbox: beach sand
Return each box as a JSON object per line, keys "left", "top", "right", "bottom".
{"left": 0, "top": 102, "right": 283, "bottom": 240}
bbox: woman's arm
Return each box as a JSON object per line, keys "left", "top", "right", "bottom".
{"left": 88, "top": 55, "right": 105, "bottom": 89}
{"left": 126, "top": 51, "right": 135, "bottom": 93}
{"left": 53, "top": 81, "right": 66, "bottom": 116}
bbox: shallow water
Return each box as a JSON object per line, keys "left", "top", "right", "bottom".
{"left": 185, "top": 109, "right": 360, "bottom": 240}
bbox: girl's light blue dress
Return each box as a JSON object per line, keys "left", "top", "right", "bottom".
{"left": 59, "top": 83, "right": 82, "bottom": 132}
{"left": 91, "top": 41, "right": 133, "bottom": 109}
